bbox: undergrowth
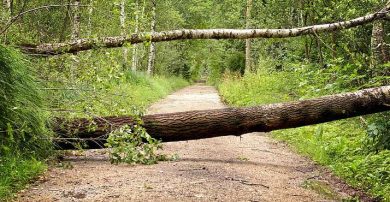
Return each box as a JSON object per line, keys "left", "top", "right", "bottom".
{"left": 218, "top": 59, "right": 390, "bottom": 201}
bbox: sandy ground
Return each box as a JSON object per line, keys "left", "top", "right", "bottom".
{"left": 17, "top": 84, "right": 368, "bottom": 202}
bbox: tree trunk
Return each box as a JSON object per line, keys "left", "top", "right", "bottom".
{"left": 71, "top": 0, "right": 80, "bottom": 40}
{"left": 120, "top": 0, "right": 128, "bottom": 66}
{"left": 147, "top": 0, "right": 157, "bottom": 75}
{"left": 3, "top": 0, "right": 11, "bottom": 16}
{"left": 371, "top": 20, "right": 389, "bottom": 67}
{"left": 20, "top": 4, "right": 390, "bottom": 55}
{"left": 54, "top": 85, "right": 390, "bottom": 149}
{"left": 316, "top": 37, "right": 324, "bottom": 66}
{"left": 87, "top": 0, "right": 94, "bottom": 37}
{"left": 245, "top": 0, "right": 252, "bottom": 74}
{"left": 131, "top": 0, "right": 140, "bottom": 72}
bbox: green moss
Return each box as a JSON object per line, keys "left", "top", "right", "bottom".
{"left": 302, "top": 180, "right": 341, "bottom": 200}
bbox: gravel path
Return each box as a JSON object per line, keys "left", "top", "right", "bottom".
{"left": 17, "top": 84, "right": 359, "bottom": 202}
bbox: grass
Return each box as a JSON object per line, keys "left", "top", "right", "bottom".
{"left": 218, "top": 71, "right": 299, "bottom": 106}
{"left": 218, "top": 68, "right": 390, "bottom": 201}
{"left": 0, "top": 45, "right": 50, "bottom": 201}
{"left": 0, "top": 156, "right": 46, "bottom": 199}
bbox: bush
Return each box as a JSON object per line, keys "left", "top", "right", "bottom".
{"left": 366, "top": 112, "right": 390, "bottom": 152}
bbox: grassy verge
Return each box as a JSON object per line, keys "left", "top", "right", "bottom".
{"left": 48, "top": 71, "right": 190, "bottom": 118}
{"left": 218, "top": 69, "right": 390, "bottom": 201}
{"left": 0, "top": 156, "right": 46, "bottom": 199}
{"left": 0, "top": 46, "right": 50, "bottom": 200}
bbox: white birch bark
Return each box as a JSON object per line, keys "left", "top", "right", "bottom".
{"left": 120, "top": 0, "right": 128, "bottom": 65}
{"left": 21, "top": 4, "right": 390, "bottom": 55}
{"left": 245, "top": 0, "right": 252, "bottom": 74}
{"left": 131, "top": 0, "right": 140, "bottom": 71}
{"left": 147, "top": 0, "right": 156, "bottom": 75}
{"left": 3, "top": 0, "right": 11, "bottom": 16}
{"left": 87, "top": 0, "right": 94, "bottom": 37}
{"left": 71, "top": 0, "right": 80, "bottom": 40}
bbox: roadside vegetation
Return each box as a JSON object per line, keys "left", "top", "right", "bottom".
{"left": 0, "top": 46, "right": 188, "bottom": 200}
{"left": 218, "top": 58, "right": 390, "bottom": 200}
{"left": 0, "top": 46, "right": 50, "bottom": 199}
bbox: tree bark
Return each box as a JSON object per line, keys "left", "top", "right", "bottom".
{"left": 245, "top": 0, "right": 252, "bottom": 74}
{"left": 147, "top": 0, "right": 157, "bottom": 75}
{"left": 20, "top": 4, "right": 390, "bottom": 55}
{"left": 71, "top": 0, "right": 80, "bottom": 40}
{"left": 54, "top": 85, "right": 390, "bottom": 149}
{"left": 131, "top": 0, "right": 140, "bottom": 72}
{"left": 120, "top": 0, "right": 128, "bottom": 66}
{"left": 87, "top": 0, "right": 94, "bottom": 37}
{"left": 3, "top": 0, "right": 11, "bottom": 16}
{"left": 371, "top": 20, "right": 389, "bottom": 67}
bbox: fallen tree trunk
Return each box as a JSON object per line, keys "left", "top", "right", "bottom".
{"left": 21, "top": 5, "right": 390, "bottom": 55}
{"left": 54, "top": 85, "right": 390, "bottom": 149}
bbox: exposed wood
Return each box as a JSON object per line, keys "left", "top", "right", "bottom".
{"left": 54, "top": 85, "right": 390, "bottom": 149}
{"left": 147, "top": 0, "right": 157, "bottom": 75}
{"left": 20, "top": 4, "right": 390, "bottom": 55}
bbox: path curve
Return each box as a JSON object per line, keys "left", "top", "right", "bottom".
{"left": 18, "top": 84, "right": 357, "bottom": 201}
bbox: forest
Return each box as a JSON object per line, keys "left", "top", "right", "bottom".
{"left": 0, "top": 0, "right": 389, "bottom": 201}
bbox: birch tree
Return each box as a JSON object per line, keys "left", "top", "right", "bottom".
{"left": 245, "top": 0, "right": 252, "bottom": 74}
{"left": 120, "top": 0, "right": 128, "bottom": 66}
{"left": 71, "top": 0, "right": 81, "bottom": 40}
{"left": 20, "top": 4, "right": 390, "bottom": 55}
{"left": 87, "top": 0, "right": 94, "bottom": 37}
{"left": 370, "top": 20, "right": 389, "bottom": 67}
{"left": 146, "top": 0, "right": 157, "bottom": 75}
{"left": 131, "top": 0, "right": 140, "bottom": 71}
{"left": 370, "top": 0, "right": 390, "bottom": 75}
{"left": 2, "top": 0, "right": 11, "bottom": 16}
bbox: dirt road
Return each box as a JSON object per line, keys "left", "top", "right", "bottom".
{"left": 18, "top": 84, "right": 363, "bottom": 201}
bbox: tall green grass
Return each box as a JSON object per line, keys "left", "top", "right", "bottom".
{"left": 218, "top": 66, "right": 390, "bottom": 201}
{"left": 0, "top": 45, "right": 50, "bottom": 200}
